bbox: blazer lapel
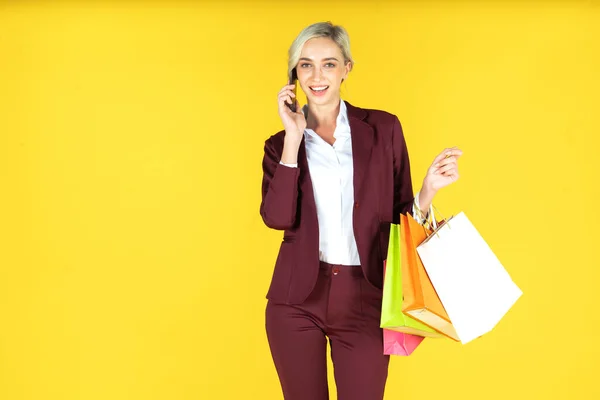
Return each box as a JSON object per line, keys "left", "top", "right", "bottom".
{"left": 345, "top": 101, "right": 374, "bottom": 201}
{"left": 297, "top": 135, "right": 318, "bottom": 217}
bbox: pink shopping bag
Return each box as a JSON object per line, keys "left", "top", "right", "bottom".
{"left": 383, "top": 329, "right": 424, "bottom": 356}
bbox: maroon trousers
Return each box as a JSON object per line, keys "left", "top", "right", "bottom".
{"left": 266, "top": 262, "right": 389, "bottom": 400}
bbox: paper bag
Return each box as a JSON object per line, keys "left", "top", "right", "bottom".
{"left": 416, "top": 212, "right": 523, "bottom": 344}
{"left": 401, "top": 213, "right": 459, "bottom": 341}
{"left": 380, "top": 223, "right": 441, "bottom": 338}
{"left": 383, "top": 329, "right": 424, "bottom": 356}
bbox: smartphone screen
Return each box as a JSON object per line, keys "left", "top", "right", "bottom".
{"left": 287, "top": 68, "right": 298, "bottom": 112}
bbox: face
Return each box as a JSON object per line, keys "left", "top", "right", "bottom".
{"left": 296, "top": 37, "right": 351, "bottom": 106}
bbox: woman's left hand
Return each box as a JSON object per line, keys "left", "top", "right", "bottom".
{"left": 423, "top": 147, "right": 463, "bottom": 193}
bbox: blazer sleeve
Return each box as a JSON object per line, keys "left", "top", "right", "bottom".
{"left": 392, "top": 116, "right": 415, "bottom": 224}
{"left": 259, "top": 137, "right": 301, "bottom": 230}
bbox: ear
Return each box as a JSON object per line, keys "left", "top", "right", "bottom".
{"left": 343, "top": 61, "right": 352, "bottom": 81}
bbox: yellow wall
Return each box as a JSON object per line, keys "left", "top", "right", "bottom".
{"left": 1, "top": 1, "right": 598, "bottom": 399}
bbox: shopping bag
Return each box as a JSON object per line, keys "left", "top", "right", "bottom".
{"left": 416, "top": 212, "right": 523, "bottom": 344}
{"left": 380, "top": 223, "right": 442, "bottom": 338}
{"left": 383, "top": 328, "right": 424, "bottom": 356}
{"left": 401, "top": 213, "right": 460, "bottom": 341}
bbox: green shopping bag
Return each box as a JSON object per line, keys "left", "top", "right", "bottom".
{"left": 380, "top": 223, "right": 442, "bottom": 337}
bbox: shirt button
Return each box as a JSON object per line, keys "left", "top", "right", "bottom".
{"left": 332, "top": 266, "right": 340, "bottom": 275}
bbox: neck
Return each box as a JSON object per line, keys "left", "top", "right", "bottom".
{"left": 306, "top": 98, "right": 341, "bottom": 130}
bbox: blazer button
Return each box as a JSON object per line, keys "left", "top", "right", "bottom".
{"left": 332, "top": 266, "right": 340, "bottom": 275}
{"left": 354, "top": 202, "right": 359, "bottom": 209}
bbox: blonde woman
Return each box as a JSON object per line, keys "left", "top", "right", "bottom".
{"left": 260, "top": 21, "right": 462, "bottom": 400}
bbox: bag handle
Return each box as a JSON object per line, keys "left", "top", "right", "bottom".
{"left": 414, "top": 204, "right": 452, "bottom": 239}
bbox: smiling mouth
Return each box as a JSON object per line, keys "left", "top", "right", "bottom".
{"left": 309, "top": 85, "right": 329, "bottom": 94}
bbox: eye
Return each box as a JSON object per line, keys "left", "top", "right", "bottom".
{"left": 300, "top": 63, "right": 312, "bottom": 68}
{"left": 325, "top": 63, "right": 336, "bottom": 68}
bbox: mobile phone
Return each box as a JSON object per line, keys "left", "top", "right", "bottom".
{"left": 286, "top": 68, "right": 298, "bottom": 112}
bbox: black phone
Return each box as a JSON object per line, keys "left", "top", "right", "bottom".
{"left": 286, "top": 68, "right": 298, "bottom": 112}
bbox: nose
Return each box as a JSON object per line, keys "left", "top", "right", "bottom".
{"left": 311, "top": 66, "right": 323, "bottom": 81}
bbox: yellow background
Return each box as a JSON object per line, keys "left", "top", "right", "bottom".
{"left": 1, "top": 1, "right": 599, "bottom": 399}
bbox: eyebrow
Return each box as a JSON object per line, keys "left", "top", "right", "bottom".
{"left": 299, "top": 57, "right": 340, "bottom": 62}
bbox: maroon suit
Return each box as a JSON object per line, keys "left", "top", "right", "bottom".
{"left": 261, "top": 102, "right": 415, "bottom": 400}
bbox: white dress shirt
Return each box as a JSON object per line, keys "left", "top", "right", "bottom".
{"left": 280, "top": 100, "right": 431, "bottom": 265}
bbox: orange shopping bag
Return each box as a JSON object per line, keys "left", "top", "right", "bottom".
{"left": 400, "top": 213, "right": 459, "bottom": 341}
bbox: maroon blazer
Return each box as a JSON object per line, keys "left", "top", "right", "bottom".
{"left": 260, "top": 101, "right": 415, "bottom": 305}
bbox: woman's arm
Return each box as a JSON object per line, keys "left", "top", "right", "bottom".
{"left": 392, "top": 116, "right": 416, "bottom": 223}
{"left": 260, "top": 83, "right": 308, "bottom": 230}
{"left": 259, "top": 136, "right": 302, "bottom": 230}
{"left": 392, "top": 115, "right": 462, "bottom": 225}
{"left": 417, "top": 147, "right": 463, "bottom": 216}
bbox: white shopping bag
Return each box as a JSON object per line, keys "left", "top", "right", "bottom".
{"left": 416, "top": 212, "right": 522, "bottom": 344}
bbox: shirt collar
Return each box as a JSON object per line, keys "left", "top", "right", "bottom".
{"left": 302, "top": 99, "right": 351, "bottom": 139}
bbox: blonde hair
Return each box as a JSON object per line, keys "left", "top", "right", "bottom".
{"left": 288, "top": 21, "right": 354, "bottom": 79}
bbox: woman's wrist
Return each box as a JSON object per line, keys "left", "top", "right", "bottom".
{"left": 281, "top": 135, "right": 302, "bottom": 164}
{"left": 418, "top": 183, "right": 437, "bottom": 214}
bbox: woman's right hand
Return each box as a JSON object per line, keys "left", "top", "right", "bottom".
{"left": 277, "top": 83, "right": 306, "bottom": 143}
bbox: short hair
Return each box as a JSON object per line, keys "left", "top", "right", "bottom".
{"left": 288, "top": 21, "right": 354, "bottom": 79}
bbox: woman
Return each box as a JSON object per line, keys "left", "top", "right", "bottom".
{"left": 260, "top": 22, "right": 462, "bottom": 400}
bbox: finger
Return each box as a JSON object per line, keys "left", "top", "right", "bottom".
{"left": 278, "top": 93, "right": 295, "bottom": 107}
{"left": 432, "top": 163, "right": 457, "bottom": 174}
{"left": 429, "top": 156, "right": 452, "bottom": 173}
{"left": 278, "top": 90, "right": 296, "bottom": 100}
{"left": 279, "top": 84, "right": 297, "bottom": 94}
{"left": 277, "top": 86, "right": 294, "bottom": 96}
{"left": 277, "top": 94, "right": 290, "bottom": 105}
{"left": 431, "top": 149, "right": 452, "bottom": 165}
{"left": 278, "top": 96, "right": 294, "bottom": 113}
{"left": 444, "top": 148, "right": 463, "bottom": 158}
{"left": 434, "top": 156, "right": 457, "bottom": 168}
{"left": 278, "top": 93, "right": 296, "bottom": 105}
{"left": 432, "top": 147, "right": 463, "bottom": 164}
{"left": 437, "top": 163, "right": 457, "bottom": 175}
{"left": 441, "top": 169, "right": 459, "bottom": 180}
